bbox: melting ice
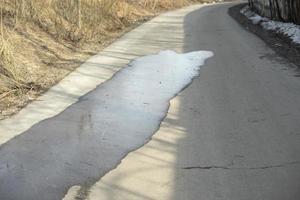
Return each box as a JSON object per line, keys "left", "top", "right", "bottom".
{"left": 0, "top": 50, "right": 213, "bottom": 200}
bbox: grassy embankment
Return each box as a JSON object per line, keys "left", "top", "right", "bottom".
{"left": 0, "top": 0, "right": 212, "bottom": 119}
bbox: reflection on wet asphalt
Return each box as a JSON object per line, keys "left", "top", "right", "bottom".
{"left": 0, "top": 51, "right": 212, "bottom": 200}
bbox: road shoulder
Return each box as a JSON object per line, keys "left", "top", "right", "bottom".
{"left": 229, "top": 4, "right": 300, "bottom": 70}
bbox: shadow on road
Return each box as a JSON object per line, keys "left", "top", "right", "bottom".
{"left": 171, "top": 2, "right": 300, "bottom": 200}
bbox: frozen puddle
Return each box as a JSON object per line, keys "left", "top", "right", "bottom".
{"left": 0, "top": 50, "right": 213, "bottom": 200}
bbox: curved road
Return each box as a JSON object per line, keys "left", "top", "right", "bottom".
{"left": 1, "top": 2, "right": 300, "bottom": 200}
{"left": 75, "top": 2, "right": 300, "bottom": 200}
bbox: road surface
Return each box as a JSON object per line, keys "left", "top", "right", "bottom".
{"left": 1, "top": 2, "right": 300, "bottom": 200}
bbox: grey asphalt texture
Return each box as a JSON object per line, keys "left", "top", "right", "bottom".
{"left": 0, "top": 2, "right": 300, "bottom": 200}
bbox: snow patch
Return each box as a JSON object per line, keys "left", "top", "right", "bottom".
{"left": 240, "top": 6, "right": 300, "bottom": 44}
{"left": 126, "top": 50, "right": 214, "bottom": 100}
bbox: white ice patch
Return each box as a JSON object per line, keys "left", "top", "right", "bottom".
{"left": 240, "top": 6, "right": 300, "bottom": 44}
{"left": 124, "top": 50, "right": 214, "bottom": 100}
{"left": 240, "top": 6, "right": 266, "bottom": 25}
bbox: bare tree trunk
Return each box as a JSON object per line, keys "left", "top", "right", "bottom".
{"left": 15, "top": 0, "right": 18, "bottom": 27}
{"left": 77, "top": 0, "right": 81, "bottom": 29}
{"left": 0, "top": 0, "right": 3, "bottom": 38}
{"left": 152, "top": 0, "right": 158, "bottom": 10}
{"left": 269, "top": 0, "right": 273, "bottom": 18}
{"left": 21, "top": 0, "right": 24, "bottom": 19}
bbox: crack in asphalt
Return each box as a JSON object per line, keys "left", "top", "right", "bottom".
{"left": 182, "top": 161, "right": 300, "bottom": 170}
{"left": 183, "top": 166, "right": 231, "bottom": 170}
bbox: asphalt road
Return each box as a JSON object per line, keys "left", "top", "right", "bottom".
{"left": 78, "top": 2, "right": 300, "bottom": 200}
{"left": 175, "top": 3, "right": 300, "bottom": 199}
{"left": 1, "top": 2, "right": 300, "bottom": 200}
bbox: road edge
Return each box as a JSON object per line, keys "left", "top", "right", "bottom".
{"left": 228, "top": 4, "right": 300, "bottom": 70}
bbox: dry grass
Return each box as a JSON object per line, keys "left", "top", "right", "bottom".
{"left": 0, "top": 0, "right": 213, "bottom": 119}
{"left": 2, "top": 0, "right": 152, "bottom": 42}
{"left": 0, "top": 2, "right": 27, "bottom": 103}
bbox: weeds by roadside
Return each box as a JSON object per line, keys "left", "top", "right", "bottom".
{"left": 0, "top": 1, "right": 27, "bottom": 103}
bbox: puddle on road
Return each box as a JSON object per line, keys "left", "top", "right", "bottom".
{"left": 0, "top": 50, "right": 213, "bottom": 200}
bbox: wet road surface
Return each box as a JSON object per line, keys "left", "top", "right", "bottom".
{"left": 0, "top": 51, "right": 212, "bottom": 200}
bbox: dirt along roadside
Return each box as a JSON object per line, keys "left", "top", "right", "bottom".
{"left": 229, "top": 4, "right": 300, "bottom": 71}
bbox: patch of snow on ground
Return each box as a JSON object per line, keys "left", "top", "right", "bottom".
{"left": 240, "top": 6, "right": 266, "bottom": 25}
{"left": 240, "top": 6, "right": 300, "bottom": 44}
{"left": 128, "top": 50, "right": 214, "bottom": 98}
